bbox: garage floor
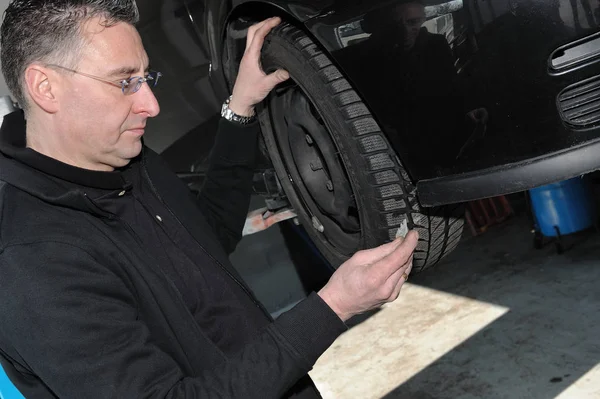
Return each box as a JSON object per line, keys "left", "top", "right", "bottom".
{"left": 307, "top": 208, "right": 600, "bottom": 399}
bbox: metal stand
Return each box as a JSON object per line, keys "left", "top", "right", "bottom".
{"left": 527, "top": 192, "right": 600, "bottom": 254}
{"left": 533, "top": 225, "right": 569, "bottom": 254}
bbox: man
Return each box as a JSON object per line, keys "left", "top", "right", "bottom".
{"left": 0, "top": 1, "right": 418, "bottom": 398}
{"left": 394, "top": 0, "right": 427, "bottom": 51}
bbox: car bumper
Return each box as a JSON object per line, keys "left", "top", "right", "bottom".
{"left": 417, "top": 137, "right": 600, "bottom": 207}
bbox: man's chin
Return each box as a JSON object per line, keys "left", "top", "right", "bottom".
{"left": 115, "top": 142, "right": 143, "bottom": 167}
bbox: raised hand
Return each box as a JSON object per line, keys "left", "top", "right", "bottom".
{"left": 229, "top": 17, "right": 290, "bottom": 116}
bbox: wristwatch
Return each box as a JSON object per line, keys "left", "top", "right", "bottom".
{"left": 221, "top": 95, "right": 256, "bottom": 125}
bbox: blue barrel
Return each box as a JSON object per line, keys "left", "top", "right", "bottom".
{"left": 529, "top": 176, "right": 597, "bottom": 237}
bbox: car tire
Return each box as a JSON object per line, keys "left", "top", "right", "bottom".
{"left": 257, "top": 22, "right": 464, "bottom": 273}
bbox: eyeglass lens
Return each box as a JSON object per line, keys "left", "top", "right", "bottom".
{"left": 124, "top": 71, "right": 161, "bottom": 94}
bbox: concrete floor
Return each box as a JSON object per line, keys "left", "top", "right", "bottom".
{"left": 229, "top": 197, "right": 333, "bottom": 317}
{"left": 307, "top": 212, "right": 600, "bottom": 399}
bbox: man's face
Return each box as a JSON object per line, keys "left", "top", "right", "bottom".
{"left": 55, "top": 18, "right": 160, "bottom": 170}
{"left": 395, "top": 3, "right": 426, "bottom": 50}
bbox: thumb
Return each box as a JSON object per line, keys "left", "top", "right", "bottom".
{"left": 264, "top": 69, "right": 290, "bottom": 89}
{"left": 379, "top": 230, "right": 419, "bottom": 273}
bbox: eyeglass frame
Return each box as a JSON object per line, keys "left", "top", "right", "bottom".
{"left": 45, "top": 64, "right": 162, "bottom": 95}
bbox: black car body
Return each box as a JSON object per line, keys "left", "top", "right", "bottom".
{"left": 138, "top": 0, "right": 600, "bottom": 270}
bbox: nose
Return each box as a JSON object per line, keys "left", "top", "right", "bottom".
{"left": 132, "top": 82, "right": 160, "bottom": 117}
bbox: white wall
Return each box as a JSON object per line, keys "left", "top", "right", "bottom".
{"left": 0, "top": 0, "right": 11, "bottom": 98}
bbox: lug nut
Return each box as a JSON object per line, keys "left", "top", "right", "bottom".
{"left": 306, "top": 134, "right": 314, "bottom": 145}
{"left": 326, "top": 181, "right": 333, "bottom": 191}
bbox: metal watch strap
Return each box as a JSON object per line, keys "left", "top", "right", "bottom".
{"left": 221, "top": 95, "right": 256, "bottom": 125}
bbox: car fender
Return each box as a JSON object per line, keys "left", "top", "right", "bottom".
{"left": 184, "top": 0, "right": 334, "bottom": 99}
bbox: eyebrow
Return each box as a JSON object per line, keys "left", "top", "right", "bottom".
{"left": 106, "top": 65, "right": 150, "bottom": 78}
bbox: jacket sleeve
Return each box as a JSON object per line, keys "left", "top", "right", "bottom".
{"left": 0, "top": 242, "right": 347, "bottom": 399}
{"left": 195, "top": 118, "right": 261, "bottom": 253}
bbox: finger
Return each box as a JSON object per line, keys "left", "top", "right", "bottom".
{"left": 388, "top": 275, "right": 405, "bottom": 301}
{"left": 387, "top": 266, "right": 406, "bottom": 288}
{"left": 377, "top": 252, "right": 412, "bottom": 295}
{"left": 351, "top": 235, "right": 406, "bottom": 266}
{"left": 248, "top": 17, "right": 282, "bottom": 56}
{"left": 405, "top": 254, "right": 414, "bottom": 276}
{"left": 386, "top": 253, "right": 413, "bottom": 286}
{"left": 387, "top": 254, "right": 413, "bottom": 299}
{"left": 245, "top": 19, "right": 271, "bottom": 51}
{"left": 378, "top": 257, "right": 410, "bottom": 302}
{"left": 262, "top": 68, "right": 290, "bottom": 90}
{"left": 379, "top": 230, "right": 419, "bottom": 277}
{"left": 403, "top": 253, "right": 414, "bottom": 273}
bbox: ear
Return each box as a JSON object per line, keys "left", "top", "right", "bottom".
{"left": 24, "top": 64, "right": 59, "bottom": 114}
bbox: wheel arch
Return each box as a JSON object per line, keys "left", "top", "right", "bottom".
{"left": 220, "top": 1, "right": 329, "bottom": 92}
{"left": 188, "top": 0, "right": 335, "bottom": 89}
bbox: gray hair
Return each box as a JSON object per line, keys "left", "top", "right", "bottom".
{"left": 0, "top": 0, "right": 140, "bottom": 111}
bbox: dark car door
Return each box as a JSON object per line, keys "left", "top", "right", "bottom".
{"left": 136, "top": 0, "right": 220, "bottom": 164}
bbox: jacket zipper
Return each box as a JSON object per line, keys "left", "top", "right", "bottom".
{"left": 105, "top": 208, "right": 229, "bottom": 364}
{"left": 140, "top": 160, "right": 264, "bottom": 311}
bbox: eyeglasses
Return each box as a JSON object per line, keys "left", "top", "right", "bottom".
{"left": 46, "top": 64, "right": 162, "bottom": 95}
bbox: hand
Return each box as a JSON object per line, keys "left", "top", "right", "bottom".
{"left": 318, "top": 230, "right": 419, "bottom": 322}
{"left": 229, "top": 17, "right": 290, "bottom": 116}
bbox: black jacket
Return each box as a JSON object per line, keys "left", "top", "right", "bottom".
{"left": 0, "top": 111, "right": 347, "bottom": 398}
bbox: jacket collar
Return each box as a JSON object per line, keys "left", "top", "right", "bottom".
{"left": 0, "top": 110, "right": 128, "bottom": 190}
{"left": 0, "top": 110, "right": 132, "bottom": 216}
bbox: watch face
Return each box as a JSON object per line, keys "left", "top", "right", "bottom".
{"left": 220, "top": 98, "right": 254, "bottom": 124}
{"left": 222, "top": 104, "right": 234, "bottom": 120}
